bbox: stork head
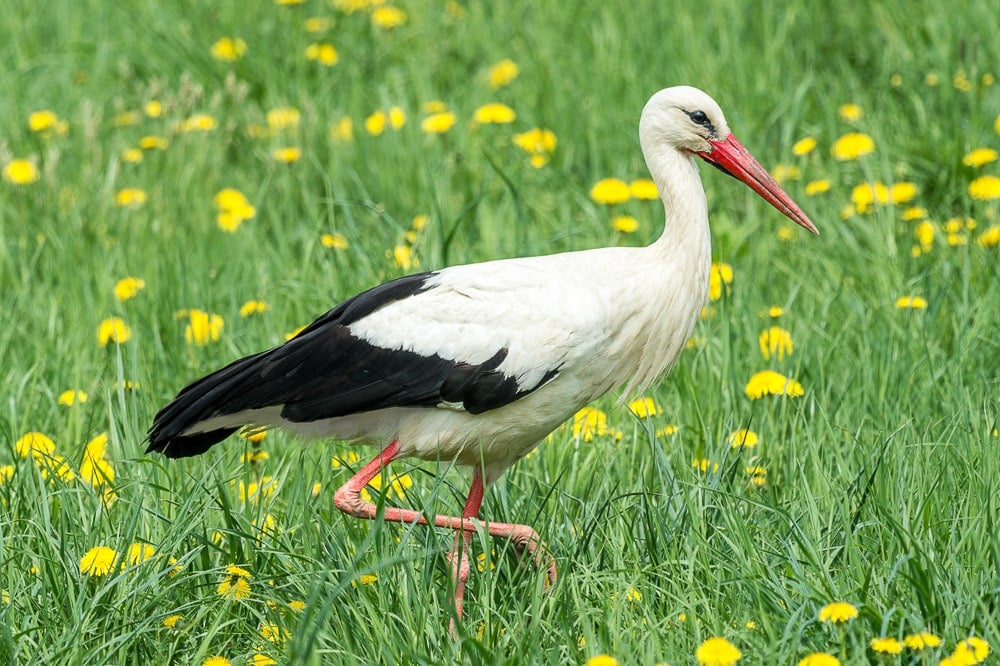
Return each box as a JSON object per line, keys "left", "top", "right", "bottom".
{"left": 640, "top": 86, "right": 818, "bottom": 234}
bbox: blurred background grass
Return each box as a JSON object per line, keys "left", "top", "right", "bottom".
{"left": 1, "top": 0, "right": 998, "bottom": 663}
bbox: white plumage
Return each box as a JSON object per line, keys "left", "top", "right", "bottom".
{"left": 148, "top": 86, "right": 817, "bottom": 629}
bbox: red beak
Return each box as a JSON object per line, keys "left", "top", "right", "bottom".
{"left": 698, "top": 134, "right": 819, "bottom": 235}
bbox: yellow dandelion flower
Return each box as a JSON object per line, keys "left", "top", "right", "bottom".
{"left": 708, "top": 261, "right": 733, "bottom": 301}
{"left": 421, "top": 112, "right": 457, "bottom": 134}
{"left": 901, "top": 206, "right": 927, "bottom": 221}
{"left": 115, "top": 188, "right": 147, "bottom": 208}
{"left": 869, "top": 637, "right": 903, "bottom": 654}
{"left": 210, "top": 37, "right": 247, "bottom": 62}
{"left": 895, "top": 295, "right": 928, "bottom": 310}
{"left": 184, "top": 309, "right": 224, "bottom": 345}
{"left": 954, "top": 637, "right": 990, "bottom": 663}
{"left": 759, "top": 326, "right": 793, "bottom": 360}
{"left": 15, "top": 432, "right": 54, "bottom": 460}
{"left": 727, "top": 429, "right": 759, "bottom": 448}
{"left": 746, "top": 465, "right": 767, "bottom": 487}
{"left": 512, "top": 128, "right": 557, "bottom": 165}
{"left": 28, "top": 110, "right": 61, "bottom": 132}
{"left": 572, "top": 406, "right": 611, "bottom": 441}
{"left": 218, "top": 575, "right": 252, "bottom": 600}
{"left": 585, "top": 656, "right": 618, "bottom": 666}
{"left": 371, "top": 5, "right": 406, "bottom": 28}
{"left": 139, "top": 135, "right": 168, "bottom": 150}
{"left": 266, "top": 107, "right": 300, "bottom": 130}
{"left": 120, "top": 148, "right": 143, "bottom": 164}
{"left": 331, "top": 451, "right": 360, "bottom": 469}
{"left": 657, "top": 424, "right": 678, "bottom": 437}
{"left": 838, "top": 103, "right": 862, "bottom": 121}
{"left": 925, "top": 72, "right": 940, "bottom": 86}
{"left": 321, "top": 232, "right": 349, "bottom": 249}
{"left": 0, "top": 465, "right": 14, "bottom": 484}
{"left": 693, "top": 458, "right": 720, "bottom": 473}
{"left": 3, "top": 159, "right": 40, "bottom": 185}
{"left": 272, "top": 147, "right": 302, "bottom": 163}
{"left": 763, "top": 305, "right": 785, "bottom": 318}
{"left": 365, "top": 111, "right": 387, "bottom": 136}
{"left": 473, "top": 102, "right": 516, "bottom": 125}
{"left": 239, "top": 300, "right": 268, "bottom": 317}
{"left": 422, "top": 100, "right": 448, "bottom": 114}
{"left": 288, "top": 600, "right": 307, "bottom": 612}
{"left": 251, "top": 655, "right": 276, "bottom": 666}
{"left": 240, "top": 438, "right": 269, "bottom": 457}
{"left": 629, "top": 178, "right": 658, "bottom": 200}
{"left": 969, "top": 174, "right": 1000, "bottom": 200}
{"left": 213, "top": 188, "right": 255, "bottom": 232}
{"left": 745, "top": 370, "right": 804, "bottom": 399}
{"left": 238, "top": 476, "right": 278, "bottom": 502}
{"left": 831, "top": 132, "right": 875, "bottom": 160}
{"left": 260, "top": 622, "right": 289, "bottom": 644}
{"left": 797, "top": 653, "right": 840, "bottom": 666}
{"left": 851, "top": 182, "right": 889, "bottom": 213}
{"left": 97, "top": 317, "right": 132, "bottom": 345}
{"left": 488, "top": 58, "right": 519, "bottom": 89}
{"left": 695, "top": 637, "right": 742, "bottom": 666}
{"left": 611, "top": 215, "right": 638, "bottom": 233}
{"left": 305, "top": 42, "right": 339, "bottom": 66}
{"left": 143, "top": 100, "right": 162, "bottom": 117}
{"left": 804, "top": 179, "right": 830, "bottom": 195}
{"left": 903, "top": 632, "right": 941, "bottom": 650}
{"left": 79, "top": 546, "right": 118, "bottom": 576}
{"left": 163, "top": 614, "right": 183, "bottom": 628}
{"left": 963, "top": 148, "right": 998, "bottom": 167}
{"left": 330, "top": 116, "right": 353, "bottom": 141}
{"left": 818, "top": 601, "right": 858, "bottom": 623}
{"left": 977, "top": 225, "right": 1000, "bottom": 247}
{"left": 890, "top": 73, "right": 903, "bottom": 86}
{"left": 80, "top": 433, "right": 115, "bottom": 486}
{"left": 392, "top": 244, "right": 414, "bottom": 269}
{"left": 304, "top": 16, "right": 331, "bottom": 32}
{"left": 771, "top": 163, "right": 800, "bottom": 183}
{"left": 178, "top": 113, "right": 217, "bottom": 133}
{"left": 792, "top": 137, "right": 817, "bottom": 155}
{"left": 915, "top": 220, "right": 935, "bottom": 251}
{"left": 352, "top": 574, "right": 378, "bottom": 586}
{"left": 114, "top": 111, "right": 141, "bottom": 127}
{"left": 201, "top": 657, "right": 232, "bottom": 666}
{"left": 627, "top": 396, "right": 658, "bottom": 418}
{"left": 388, "top": 106, "right": 406, "bottom": 129}
{"left": 114, "top": 277, "right": 146, "bottom": 301}
{"left": 996, "top": 112, "right": 1000, "bottom": 134}
{"left": 125, "top": 543, "right": 156, "bottom": 566}
{"left": 889, "top": 182, "right": 919, "bottom": 204}
{"left": 58, "top": 389, "right": 88, "bottom": 406}
{"left": 590, "top": 178, "right": 631, "bottom": 204}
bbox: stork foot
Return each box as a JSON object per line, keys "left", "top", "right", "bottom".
{"left": 502, "top": 524, "right": 558, "bottom": 588}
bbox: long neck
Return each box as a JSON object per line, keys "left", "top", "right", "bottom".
{"left": 613, "top": 140, "right": 713, "bottom": 398}
{"left": 642, "top": 141, "right": 712, "bottom": 272}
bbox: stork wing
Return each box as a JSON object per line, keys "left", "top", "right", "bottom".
{"left": 147, "top": 271, "right": 562, "bottom": 457}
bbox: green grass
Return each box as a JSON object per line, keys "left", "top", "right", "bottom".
{"left": 1, "top": 0, "right": 999, "bottom": 664}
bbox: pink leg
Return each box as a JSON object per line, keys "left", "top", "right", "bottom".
{"left": 333, "top": 441, "right": 557, "bottom": 626}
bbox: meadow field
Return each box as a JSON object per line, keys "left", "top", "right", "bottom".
{"left": 1, "top": 1, "right": 999, "bottom": 664}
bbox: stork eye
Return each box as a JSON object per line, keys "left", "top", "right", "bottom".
{"left": 689, "top": 110, "right": 710, "bottom": 126}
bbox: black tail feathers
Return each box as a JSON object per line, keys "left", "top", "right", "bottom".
{"left": 146, "top": 351, "right": 269, "bottom": 459}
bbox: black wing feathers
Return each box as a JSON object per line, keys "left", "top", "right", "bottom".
{"left": 147, "top": 272, "right": 560, "bottom": 458}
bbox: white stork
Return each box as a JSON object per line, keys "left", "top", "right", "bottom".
{"left": 148, "top": 86, "right": 817, "bottom": 627}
